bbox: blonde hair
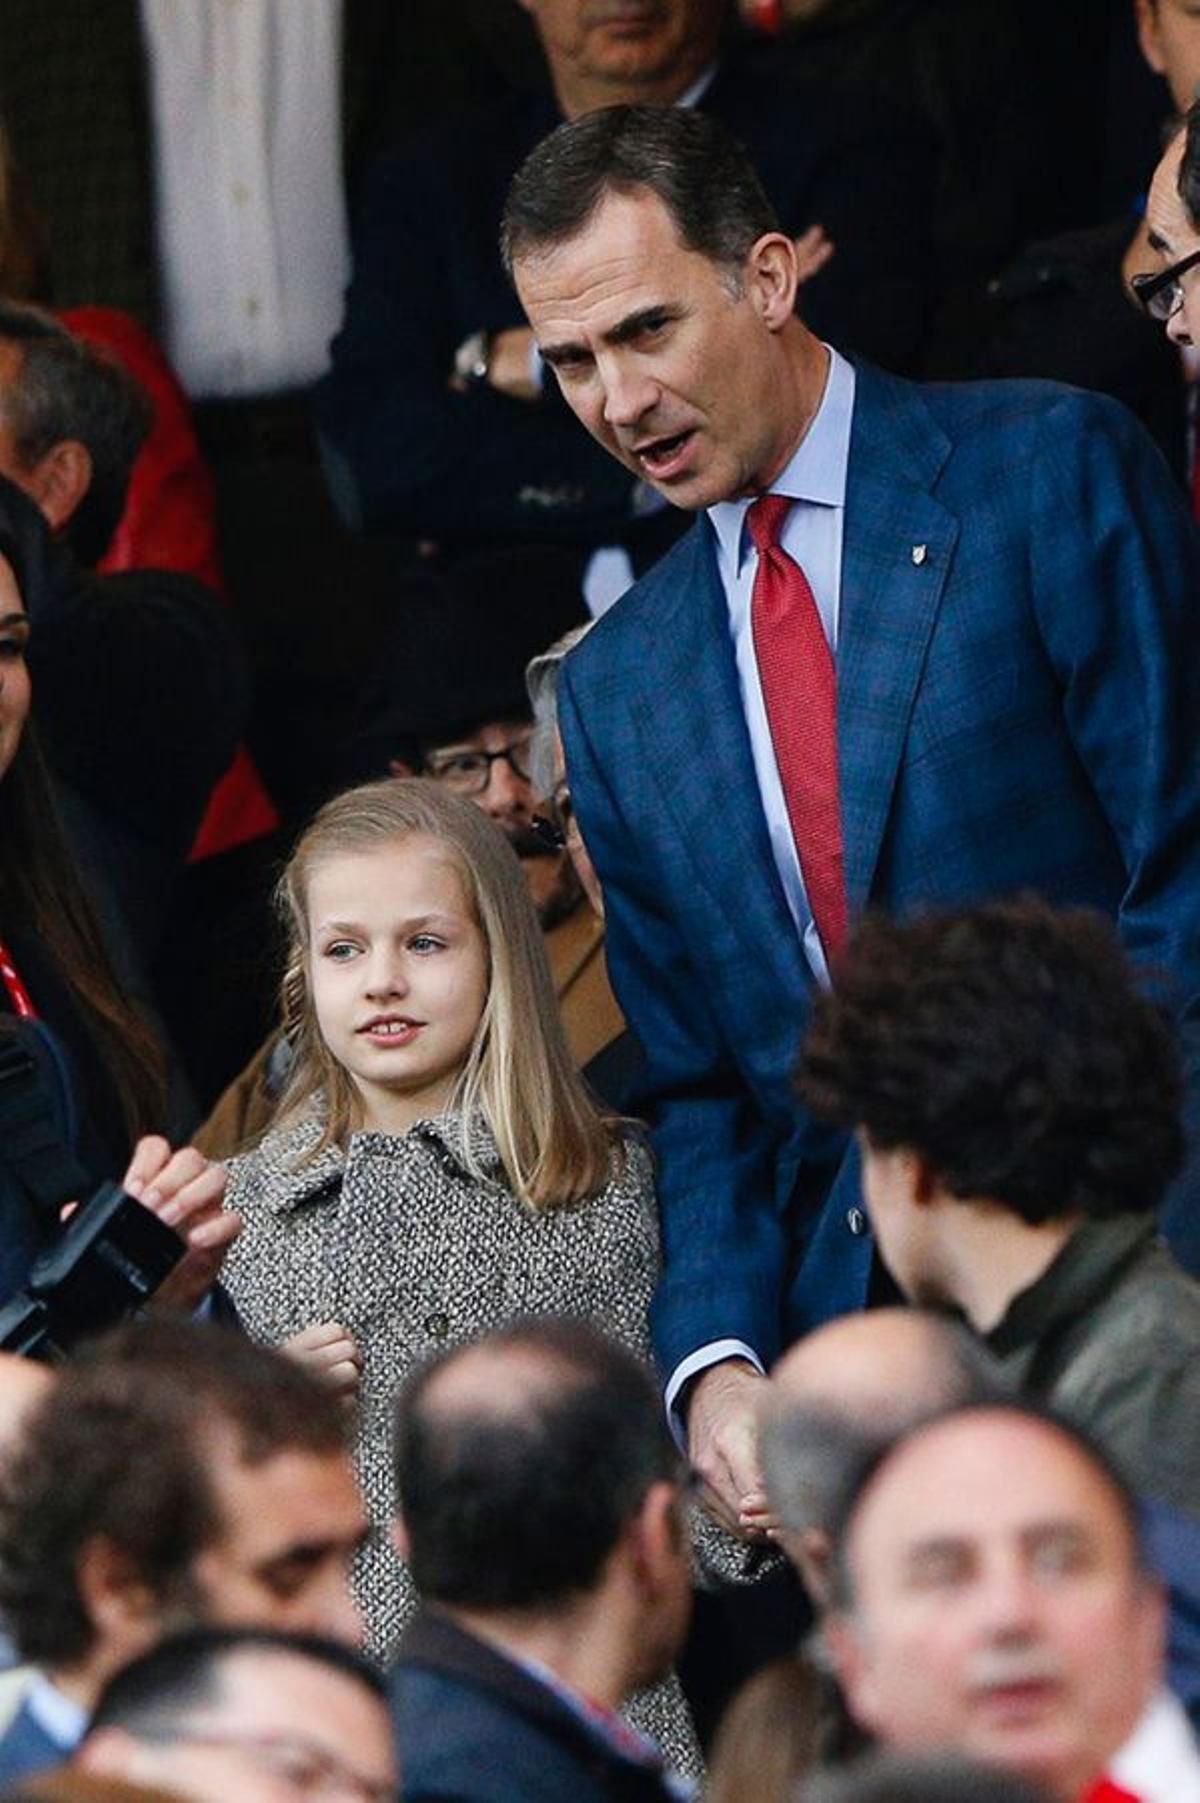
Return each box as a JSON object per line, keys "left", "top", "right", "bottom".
{"left": 273, "top": 778, "right": 621, "bottom": 1207}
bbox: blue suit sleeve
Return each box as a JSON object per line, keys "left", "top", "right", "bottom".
{"left": 1028, "top": 391, "right": 1200, "bottom": 1266}
{"left": 559, "top": 660, "right": 797, "bottom": 1378}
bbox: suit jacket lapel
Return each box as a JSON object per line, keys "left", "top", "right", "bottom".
{"left": 838, "top": 364, "right": 959, "bottom": 915}
{"left": 630, "top": 522, "right": 809, "bottom": 995}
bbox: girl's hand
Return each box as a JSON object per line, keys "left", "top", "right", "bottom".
{"left": 283, "top": 1321, "right": 363, "bottom": 1399}
{"left": 123, "top": 1135, "right": 243, "bottom": 1313}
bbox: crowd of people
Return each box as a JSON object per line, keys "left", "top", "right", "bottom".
{"left": 1, "top": 1, "right": 1200, "bottom": 1799}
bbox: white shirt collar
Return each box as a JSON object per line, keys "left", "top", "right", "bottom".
{"left": 26, "top": 1670, "right": 87, "bottom": 1748}
{"left": 708, "top": 345, "right": 855, "bottom": 576}
{"left": 676, "top": 60, "right": 718, "bottom": 109}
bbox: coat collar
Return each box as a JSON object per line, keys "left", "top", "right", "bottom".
{"left": 254, "top": 1106, "right": 507, "bottom": 1215}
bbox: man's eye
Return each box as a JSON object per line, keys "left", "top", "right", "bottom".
{"left": 441, "top": 755, "right": 484, "bottom": 776}
{"left": 0, "top": 637, "right": 26, "bottom": 661}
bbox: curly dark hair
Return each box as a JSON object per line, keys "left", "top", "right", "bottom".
{"left": 0, "top": 1318, "right": 351, "bottom": 1668}
{"left": 797, "top": 896, "right": 1184, "bottom": 1223}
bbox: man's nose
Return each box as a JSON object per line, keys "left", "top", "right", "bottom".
{"left": 308, "top": 1572, "right": 365, "bottom": 1648}
{"left": 602, "top": 361, "right": 659, "bottom": 431}
{"left": 480, "top": 754, "right": 529, "bottom": 821}
{"left": 1167, "top": 302, "right": 1193, "bottom": 349}
{"left": 979, "top": 1560, "right": 1042, "bottom": 1637}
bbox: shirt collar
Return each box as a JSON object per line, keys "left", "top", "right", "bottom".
{"left": 512, "top": 1653, "right": 693, "bottom": 1798}
{"left": 708, "top": 345, "right": 855, "bottom": 577}
{"left": 676, "top": 60, "right": 718, "bottom": 108}
{"left": 984, "top": 1214, "right": 1157, "bottom": 1360}
{"left": 26, "top": 1671, "right": 86, "bottom": 1749}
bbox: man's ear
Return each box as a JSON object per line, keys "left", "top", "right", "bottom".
{"left": 26, "top": 438, "right": 92, "bottom": 532}
{"left": 75, "top": 1536, "right": 163, "bottom": 1653}
{"left": 823, "top": 1608, "right": 884, "bottom": 1733}
{"left": 387, "top": 756, "right": 416, "bottom": 779}
{"left": 626, "top": 1480, "right": 686, "bottom": 1595}
{"left": 910, "top": 1151, "right": 942, "bottom": 1209}
{"left": 744, "top": 232, "right": 800, "bottom": 332}
{"left": 1133, "top": 0, "right": 1166, "bottom": 78}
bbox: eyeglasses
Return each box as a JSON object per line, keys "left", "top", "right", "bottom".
{"left": 423, "top": 736, "right": 533, "bottom": 795}
{"left": 1130, "top": 247, "right": 1200, "bottom": 321}
{"left": 136, "top": 1725, "right": 394, "bottom": 1803}
{"left": 531, "top": 783, "right": 581, "bottom": 853}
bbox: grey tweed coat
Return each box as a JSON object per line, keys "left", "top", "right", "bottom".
{"left": 221, "top": 1106, "right": 703, "bottom": 1773}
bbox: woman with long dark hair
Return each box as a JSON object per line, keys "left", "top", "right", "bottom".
{"left": 0, "top": 479, "right": 164, "bottom": 1175}
{"left": 0, "top": 476, "right": 240, "bottom": 1309}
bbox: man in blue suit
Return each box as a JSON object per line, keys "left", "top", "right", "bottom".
{"left": 503, "top": 105, "right": 1200, "bottom": 1537}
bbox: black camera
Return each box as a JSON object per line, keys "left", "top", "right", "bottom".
{"left": 0, "top": 1181, "right": 185, "bottom": 1361}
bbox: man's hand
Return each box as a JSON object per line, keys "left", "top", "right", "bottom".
{"left": 685, "top": 1358, "right": 770, "bottom": 1537}
{"left": 122, "top": 1135, "right": 242, "bottom": 1313}
{"left": 283, "top": 1321, "right": 363, "bottom": 1401}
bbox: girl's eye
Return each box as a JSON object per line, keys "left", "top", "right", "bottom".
{"left": 410, "top": 934, "right": 444, "bottom": 954}
{"left": 323, "top": 941, "right": 359, "bottom": 961}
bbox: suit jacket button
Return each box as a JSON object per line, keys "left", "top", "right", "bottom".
{"left": 424, "top": 1311, "right": 450, "bottom": 1338}
{"left": 847, "top": 1207, "right": 869, "bottom": 1237}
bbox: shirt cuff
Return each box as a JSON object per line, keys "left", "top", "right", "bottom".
{"left": 665, "top": 1339, "right": 765, "bottom": 1453}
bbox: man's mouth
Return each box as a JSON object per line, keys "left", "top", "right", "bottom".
{"left": 633, "top": 429, "right": 695, "bottom": 480}
{"left": 971, "top": 1673, "right": 1061, "bottom": 1725}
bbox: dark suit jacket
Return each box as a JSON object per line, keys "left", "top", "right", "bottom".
{"left": 314, "top": 45, "right": 937, "bottom": 547}
{"left": 391, "top": 1612, "right": 681, "bottom": 1803}
{"left": 0, "top": 1695, "right": 74, "bottom": 1787}
{"left": 0, "top": 0, "right": 419, "bottom": 327}
{"left": 559, "top": 364, "right": 1200, "bottom": 1378}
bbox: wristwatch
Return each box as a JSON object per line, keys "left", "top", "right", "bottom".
{"left": 454, "top": 329, "right": 494, "bottom": 390}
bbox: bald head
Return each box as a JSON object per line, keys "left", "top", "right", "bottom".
{"left": 771, "top": 1309, "right": 999, "bottom": 1431}
{"left": 759, "top": 1311, "right": 1002, "bottom": 1604}
{"left": 827, "top": 1406, "right": 1161, "bottom": 1802}
{"left": 0, "top": 1351, "right": 53, "bottom": 1459}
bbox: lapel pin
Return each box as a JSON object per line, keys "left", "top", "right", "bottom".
{"left": 911, "top": 543, "right": 928, "bottom": 566}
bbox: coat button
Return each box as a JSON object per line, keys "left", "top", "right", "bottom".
{"left": 424, "top": 1311, "right": 450, "bottom": 1339}
{"left": 847, "top": 1207, "right": 869, "bottom": 1237}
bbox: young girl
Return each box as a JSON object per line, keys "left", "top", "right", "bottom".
{"left": 220, "top": 778, "right": 705, "bottom": 1757}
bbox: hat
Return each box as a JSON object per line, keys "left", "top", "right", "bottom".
{"left": 345, "top": 545, "right": 589, "bottom": 779}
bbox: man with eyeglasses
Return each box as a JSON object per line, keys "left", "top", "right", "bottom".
{"left": 1136, "top": 106, "right": 1200, "bottom": 349}
{"left": 75, "top": 1626, "right": 396, "bottom": 1803}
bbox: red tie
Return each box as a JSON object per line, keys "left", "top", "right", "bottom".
{"left": 748, "top": 494, "right": 847, "bottom": 963}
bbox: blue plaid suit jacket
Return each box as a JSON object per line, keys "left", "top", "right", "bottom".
{"left": 559, "top": 362, "right": 1200, "bottom": 1379}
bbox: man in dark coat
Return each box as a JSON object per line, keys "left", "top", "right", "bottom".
{"left": 391, "top": 1320, "right": 694, "bottom": 1803}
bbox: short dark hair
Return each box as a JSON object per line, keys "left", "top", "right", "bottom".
{"left": 0, "top": 300, "right": 151, "bottom": 566}
{"left": 501, "top": 104, "right": 779, "bottom": 281}
{"left": 0, "top": 1318, "right": 351, "bottom": 1667}
{"left": 395, "top": 1317, "right": 682, "bottom": 1611}
{"left": 1179, "top": 101, "right": 1200, "bottom": 230}
{"left": 797, "top": 896, "right": 1184, "bottom": 1224}
{"left": 828, "top": 1399, "right": 1149, "bottom": 1615}
{"left": 86, "top": 1625, "right": 385, "bottom": 1741}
